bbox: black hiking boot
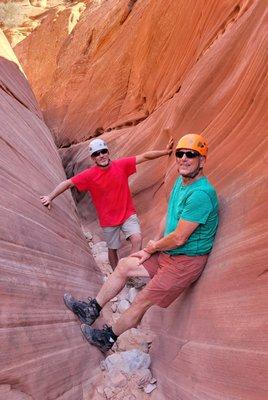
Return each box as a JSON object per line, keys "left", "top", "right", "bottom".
{"left": 80, "top": 324, "right": 117, "bottom": 353}
{"left": 63, "top": 293, "right": 100, "bottom": 325}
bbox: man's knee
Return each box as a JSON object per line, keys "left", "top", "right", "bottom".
{"left": 115, "top": 256, "right": 138, "bottom": 278}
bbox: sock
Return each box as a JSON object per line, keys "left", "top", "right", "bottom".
{"left": 93, "top": 299, "right": 102, "bottom": 313}
{"left": 108, "top": 327, "right": 118, "bottom": 341}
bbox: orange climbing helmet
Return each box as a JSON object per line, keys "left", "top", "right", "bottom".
{"left": 176, "top": 133, "right": 208, "bottom": 157}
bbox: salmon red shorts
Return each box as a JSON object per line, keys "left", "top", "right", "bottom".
{"left": 142, "top": 252, "right": 208, "bottom": 308}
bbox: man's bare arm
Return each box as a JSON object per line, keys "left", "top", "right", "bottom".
{"left": 144, "top": 219, "right": 199, "bottom": 254}
{"left": 40, "top": 179, "right": 74, "bottom": 210}
{"left": 132, "top": 218, "right": 198, "bottom": 264}
{"left": 135, "top": 138, "right": 173, "bottom": 164}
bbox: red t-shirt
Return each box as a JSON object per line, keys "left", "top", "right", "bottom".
{"left": 71, "top": 157, "right": 137, "bottom": 227}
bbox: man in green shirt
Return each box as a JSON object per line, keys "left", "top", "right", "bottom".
{"left": 64, "top": 133, "right": 219, "bottom": 352}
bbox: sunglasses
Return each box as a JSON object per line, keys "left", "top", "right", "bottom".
{"left": 92, "top": 149, "right": 108, "bottom": 157}
{"left": 175, "top": 150, "right": 200, "bottom": 159}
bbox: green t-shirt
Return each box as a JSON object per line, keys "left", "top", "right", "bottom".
{"left": 164, "top": 176, "right": 219, "bottom": 256}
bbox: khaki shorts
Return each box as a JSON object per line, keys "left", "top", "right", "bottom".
{"left": 103, "top": 214, "right": 141, "bottom": 249}
{"left": 142, "top": 252, "right": 208, "bottom": 308}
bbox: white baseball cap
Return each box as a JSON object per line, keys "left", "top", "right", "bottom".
{"left": 88, "top": 138, "right": 108, "bottom": 156}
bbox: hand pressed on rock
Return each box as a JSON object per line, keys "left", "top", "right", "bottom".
{"left": 40, "top": 195, "right": 52, "bottom": 210}
{"left": 166, "top": 137, "right": 174, "bottom": 155}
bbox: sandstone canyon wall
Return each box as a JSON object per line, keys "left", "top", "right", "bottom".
{"left": 4, "top": 0, "right": 268, "bottom": 399}
{"left": 0, "top": 30, "right": 103, "bottom": 400}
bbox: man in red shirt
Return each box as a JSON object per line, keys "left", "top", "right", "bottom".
{"left": 40, "top": 138, "right": 173, "bottom": 269}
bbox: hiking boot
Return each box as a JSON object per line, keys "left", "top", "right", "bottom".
{"left": 63, "top": 293, "right": 100, "bottom": 325}
{"left": 81, "top": 324, "right": 117, "bottom": 353}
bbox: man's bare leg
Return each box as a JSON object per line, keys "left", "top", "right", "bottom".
{"left": 128, "top": 233, "right": 146, "bottom": 288}
{"left": 96, "top": 256, "right": 149, "bottom": 307}
{"left": 129, "top": 233, "right": 142, "bottom": 253}
{"left": 80, "top": 283, "right": 154, "bottom": 351}
{"left": 112, "top": 291, "right": 154, "bottom": 336}
{"left": 80, "top": 256, "right": 152, "bottom": 352}
{"left": 108, "top": 248, "right": 119, "bottom": 270}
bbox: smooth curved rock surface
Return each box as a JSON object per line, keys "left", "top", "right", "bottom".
{"left": 16, "top": 0, "right": 260, "bottom": 147}
{"left": 7, "top": 0, "right": 268, "bottom": 399}
{"left": 0, "top": 30, "right": 103, "bottom": 400}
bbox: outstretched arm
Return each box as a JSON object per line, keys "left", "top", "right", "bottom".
{"left": 135, "top": 138, "right": 173, "bottom": 164}
{"left": 40, "top": 179, "right": 74, "bottom": 210}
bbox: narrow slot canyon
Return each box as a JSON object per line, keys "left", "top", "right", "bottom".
{"left": 0, "top": 1, "right": 267, "bottom": 399}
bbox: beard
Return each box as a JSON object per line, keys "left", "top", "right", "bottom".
{"left": 180, "top": 164, "right": 203, "bottom": 179}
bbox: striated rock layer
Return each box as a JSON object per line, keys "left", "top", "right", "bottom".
{"left": 9, "top": 0, "right": 268, "bottom": 399}
{"left": 0, "top": 30, "right": 103, "bottom": 400}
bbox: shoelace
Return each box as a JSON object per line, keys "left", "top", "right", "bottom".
{"left": 102, "top": 325, "right": 116, "bottom": 343}
{"left": 94, "top": 325, "right": 114, "bottom": 347}
{"left": 80, "top": 297, "right": 94, "bottom": 306}
{"left": 73, "top": 297, "right": 97, "bottom": 317}
{"left": 103, "top": 324, "right": 111, "bottom": 332}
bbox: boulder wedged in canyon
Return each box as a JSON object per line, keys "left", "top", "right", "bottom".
{"left": 4, "top": 0, "right": 268, "bottom": 398}
{"left": 0, "top": 30, "right": 103, "bottom": 400}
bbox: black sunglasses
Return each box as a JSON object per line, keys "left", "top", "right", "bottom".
{"left": 175, "top": 150, "right": 200, "bottom": 159}
{"left": 92, "top": 149, "right": 108, "bottom": 157}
